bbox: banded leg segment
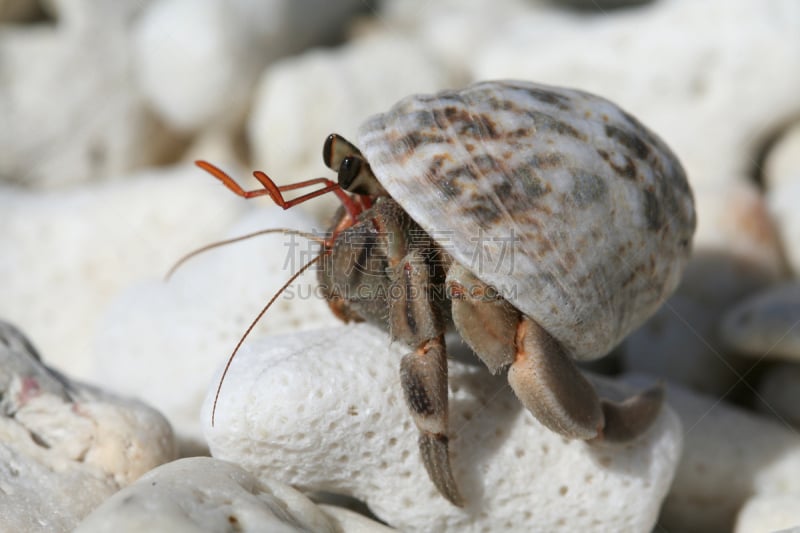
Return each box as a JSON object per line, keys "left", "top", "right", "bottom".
{"left": 400, "top": 338, "right": 462, "bottom": 506}
{"left": 391, "top": 250, "right": 462, "bottom": 506}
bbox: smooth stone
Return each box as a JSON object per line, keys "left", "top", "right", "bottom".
{"left": 377, "top": 0, "right": 532, "bottom": 83}
{"left": 0, "top": 165, "right": 243, "bottom": 380}
{"left": 622, "top": 181, "right": 785, "bottom": 394}
{"left": 720, "top": 283, "right": 800, "bottom": 361}
{"left": 553, "top": 0, "right": 654, "bottom": 9}
{"left": 92, "top": 207, "right": 339, "bottom": 452}
{"left": 688, "top": 182, "right": 785, "bottom": 282}
{"left": 0, "top": 320, "right": 177, "bottom": 532}
{"left": 39, "top": 0, "right": 152, "bottom": 28}
{"left": 767, "top": 124, "right": 800, "bottom": 275}
{"left": 735, "top": 494, "right": 800, "bottom": 533}
{"left": 75, "top": 457, "right": 392, "bottom": 532}
{"left": 132, "top": 0, "right": 257, "bottom": 133}
{"left": 623, "top": 374, "right": 800, "bottom": 533}
{"left": 205, "top": 323, "right": 682, "bottom": 532}
{"left": 769, "top": 181, "right": 800, "bottom": 278}
{"left": 622, "top": 293, "right": 741, "bottom": 395}
{"left": 317, "top": 505, "right": 395, "bottom": 533}
{"left": 764, "top": 121, "right": 800, "bottom": 191}
{"left": 247, "top": 33, "right": 452, "bottom": 220}
{"left": 469, "top": 0, "right": 800, "bottom": 188}
{"left": 756, "top": 362, "right": 800, "bottom": 427}
{"left": 133, "top": 0, "right": 365, "bottom": 132}
{"left": 0, "top": 13, "right": 180, "bottom": 188}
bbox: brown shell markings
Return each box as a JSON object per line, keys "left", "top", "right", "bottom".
{"left": 357, "top": 80, "right": 696, "bottom": 360}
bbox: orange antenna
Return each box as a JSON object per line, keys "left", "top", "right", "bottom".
{"left": 165, "top": 228, "right": 325, "bottom": 281}
{"left": 210, "top": 252, "right": 323, "bottom": 426}
{"left": 195, "top": 160, "right": 363, "bottom": 220}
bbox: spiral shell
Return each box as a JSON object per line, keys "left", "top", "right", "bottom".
{"left": 357, "top": 80, "right": 695, "bottom": 359}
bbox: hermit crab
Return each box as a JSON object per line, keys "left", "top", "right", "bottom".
{"left": 194, "top": 80, "right": 696, "bottom": 506}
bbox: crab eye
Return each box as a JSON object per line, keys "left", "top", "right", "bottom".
{"left": 338, "top": 156, "right": 363, "bottom": 190}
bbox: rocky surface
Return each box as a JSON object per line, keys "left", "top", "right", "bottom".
{"left": 4, "top": 0, "right": 800, "bottom": 530}
{"left": 0, "top": 0, "right": 177, "bottom": 188}
{"left": 624, "top": 374, "right": 800, "bottom": 533}
{"left": 0, "top": 321, "right": 177, "bottom": 532}
{"left": 720, "top": 282, "right": 800, "bottom": 362}
{"left": 74, "top": 457, "right": 394, "bottom": 533}
{"left": 205, "top": 324, "right": 683, "bottom": 532}
{"left": 132, "top": 0, "right": 365, "bottom": 133}
{"left": 735, "top": 493, "right": 800, "bottom": 533}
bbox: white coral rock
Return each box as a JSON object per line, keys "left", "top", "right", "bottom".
{"left": 0, "top": 5, "right": 178, "bottom": 188}
{"left": 133, "top": 0, "right": 365, "bottom": 132}
{"left": 204, "top": 324, "right": 682, "bottom": 532}
{"left": 0, "top": 321, "right": 177, "bottom": 532}
{"left": 74, "top": 457, "right": 394, "bottom": 533}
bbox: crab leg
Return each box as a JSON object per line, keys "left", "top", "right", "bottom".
{"left": 508, "top": 318, "right": 605, "bottom": 439}
{"left": 447, "top": 262, "right": 662, "bottom": 443}
{"left": 392, "top": 250, "right": 463, "bottom": 506}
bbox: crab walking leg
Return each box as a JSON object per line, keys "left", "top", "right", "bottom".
{"left": 400, "top": 338, "right": 462, "bottom": 506}
{"left": 509, "top": 319, "right": 665, "bottom": 442}
{"left": 509, "top": 319, "right": 605, "bottom": 439}
{"left": 446, "top": 263, "right": 520, "bottom": 374}
{"left": 391, "top": 251, "right": 463, "bottom": 506}
{"left": 447, "top": 263, "right": 663, "bottom": 442}
{"left": 447, "top": 264, "right": 602, "bottom": 438}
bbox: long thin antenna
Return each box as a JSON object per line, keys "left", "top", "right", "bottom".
{"left": 165, "top": 228, "right": 325, "bottom": 281}
{"left": 210, "top": 253, "right": 324, "bottom": 426}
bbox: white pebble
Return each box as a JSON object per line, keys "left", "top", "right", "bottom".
{"left": 720, "top": 283, "right": 800, "bottom": 362}
{"left": 133, "top": 0, "right": 365, "bottom": 133}
{"left": 205, "top": 324, "right": 682, "bottom": 532}
{"left": 0, "top": 321, "right": 177, "bottom": 532}
{"left": 764, "top": 121, "right": 800, "bottom": 191}
{"left": 74, "top": 457, "right": 390, "bottom": 533}
{"left": 767, "top": 124, "right": 800, "bottom": 274}
{"left": 0, "top": 16, "right": 178, "bottom": 188}
{"left": 132, "top": 0, "right": 257, "bottom": 132}
{"left": 623, "top": 374, "right": 800, "bottom": 532}
{"left": 735, "top": 493, "right": 800, "bottom": 533}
